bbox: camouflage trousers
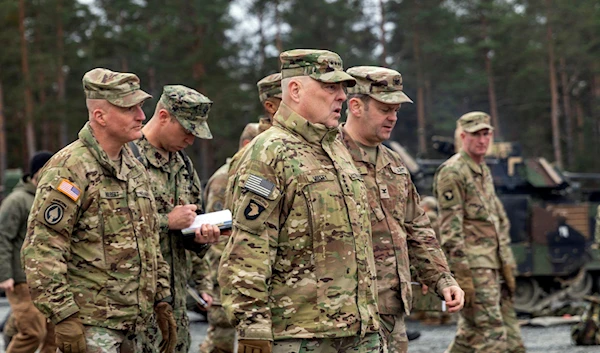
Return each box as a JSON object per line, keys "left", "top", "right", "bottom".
{"left": 199, "top": 305, "right": 236, "bottom": 353}
{"left": 84, "top": 326, "right": 142, "bottom": 353}
{"left": 272, "top": 332, "right": 384, "bottom": 353}
{"left": 446, "top": 268, "right": 525, "bottom": 353}
{"left": 380, "top": 314, "right": 408, "bottom": 353}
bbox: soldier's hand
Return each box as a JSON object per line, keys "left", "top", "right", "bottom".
{"left": 421, "top": 284, "right": 428, "bottom": 295}
{"left": 155, "top": 302, "right": 177, "bottom": 353}
{"left": 201, "top": 292, "right": 213, "bottom": 308}
{"left": 0, "top": 278, "right": 14, "bottom": 292}
{"left": 238, "top": 339, "right": 272, "bottom": 353}
{"left": 502, "top": 265, "right": 516, "bottom": 296}
{"left": 168, "top": 204, "right": 198, "bottom": 230}
{"left": 194, "top": 224, "right": 220, "bottom": 244}
{"left": 55, "top": 314, "right": 86, "bottom": 353}
{"left": 441, "top": 285, "right": 465, "bottom": 313}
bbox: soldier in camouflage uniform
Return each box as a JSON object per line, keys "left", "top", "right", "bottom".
{"left": 0, "top": 151, "right": 56, "bottom": 353}
{"left": 218, "top": 49, "right": 382, "bottom": 353}
{"left": 197, "top": 123, "right": 260, "bottom": 353}
{"left": 21, "top": 68, "right": 176, "bottom": 353}
{"left": 197, "top": 73, "right": 281, "bottom": 353}
{"left": 433, "top": 112, "right": 525, "bottom": 353}
{"left": 134, "top": 85, "right": 221, "bottom": 353}
{"left": 340, "top": 66, "right": 464, "bottom": 353}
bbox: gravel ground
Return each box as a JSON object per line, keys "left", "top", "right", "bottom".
{"left": 0, "top": 308, "right": 597, "bottom": 353}
{"left": 405, "top": 319, "right": 599, "bottom": 353}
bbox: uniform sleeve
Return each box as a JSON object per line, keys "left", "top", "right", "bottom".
{"left": 495, "top": 196, "right": 516, "bottom": 269}
{"left": 218, "top": 158, "right": 282, "bottom": 341}
{"left": 150, "top": 189, "right": 172, "bottom": 302}
{"left": 21, "top": 167, "right": 82, "bottom": 324}
{"left": 205, "top": 173, "right": 228, "bottom": 213}
{"left": 0, "top": 193, "right": 26, "bottom": 282}
{"left": 404, "top": 181, "right": 457, "bottom": 296}
{"left": 434, "top": 166, "right": 471, "bottom": 279}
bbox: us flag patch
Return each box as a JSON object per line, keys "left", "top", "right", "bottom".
{"left": 57, "top": 179, "right": 81, "bottom": 202}
{"left": 244, "top": 174, "right": 274, "bottom": 198}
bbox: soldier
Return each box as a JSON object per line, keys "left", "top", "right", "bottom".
{"left": 433, "top": 112, "right": 525, "bottom": 353}
{"left": 133, "top": 85, "right": 221, "bottom": 353}
{"left": 197, "top": 122, "right": 260, "bottom": 353}
{"left": 256, "top": 72, "right": 283, "bottom": 133}
{"left": 340, "top": 66, "right": 464, "bottom": 353}
{"left": 21, "top": 68, "right": 176, "bottom": 353}
{"left": 0, "top": 151, "right": 56, "bottom": 353}
{"left": 218, "top": 49, "right": 382, "bottom": 353}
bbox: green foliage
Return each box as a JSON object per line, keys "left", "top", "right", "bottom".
{"left": 0, "top": 0, "right": 598, "bottom": 176}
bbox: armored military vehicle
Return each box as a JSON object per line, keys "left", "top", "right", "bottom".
{"left": 389, "top": 139, "right": 598, "bottom": 313}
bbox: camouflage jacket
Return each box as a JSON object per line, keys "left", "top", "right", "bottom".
{"left": 133, "top": 135, "right": 206, "bottom": 313}
{"left": 339, "top": 127, "right": 455, "bottom": 315}
{"left": 218, "top": 102, "right": 380, "bottom": 341}
{"left": 197, "top": 159, "right": 231, "bottom": 305}
{"left": 433, "top": 150, "right": 515, "bottom": 276}
{"left": 21, "top": 123, "right": 171, "bottom": 331}
{"left": 0, "top": 177, "right": 36, "bottom": 284}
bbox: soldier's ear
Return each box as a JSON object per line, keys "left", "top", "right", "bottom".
{"left": 348, "top": 97, "right": 363, "bottom": 117}
{"left": 287, "top": 79, "right": 302, "bottom": 103}
{"left": 158, "top": 109, "right": 172, "bottom": 125}
{"left": 91, "top": 107, "right": 107, "bottom": 127}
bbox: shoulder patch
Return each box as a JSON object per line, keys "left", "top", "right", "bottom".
{"left": 244, "top": 174, "right": 275, "bottom": 198}
{"left": 57, "top": 179, "right": 81, "bottom": 202}
{"left": 244, "top": 199, "right": 266, "bottom": 220}
{"left": 44, "top": 203, "right": 64, "bottom": 225}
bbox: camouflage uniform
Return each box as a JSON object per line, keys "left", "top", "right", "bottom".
{"left": 0, "top": 170, "right": 56, "bottom": 353}
{"left": 342, "top": 66, "right": 456, "bottom": 353}
{"left": 135, "top": 85, "right": 213, "bottom": 353}
{"left": 197, "top": 160, "right": 235, "bottom": 353}
{"left": 22, "top": 69, "right": 170, "bottom": 351}
{"left": 22, "top": 122, "right": 171, "bottom": 334}
{"left": 433, "top": 112, "right": 525, "bottom": 353}
{"left": 218, "top": 50, "right": 381, "bottom": 353}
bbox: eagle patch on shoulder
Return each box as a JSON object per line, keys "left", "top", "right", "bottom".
{"left": 244, "top": 199, "right": 266, "bottom": 220}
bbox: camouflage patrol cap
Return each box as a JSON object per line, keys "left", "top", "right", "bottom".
{"left": 457, "top": 111, "right": 494, "bottom": 133}
{"left": 159, "top": 85, "right": 213, "bottom": 139}
{"left": 280, "top": 49, "right": 356, "bottom": 86}
{"left": 257, "top": 73, "right": 282, "bottom": 103}
{"left": 346, "top": 66, "right": 413, "bottom": 104}
{"left": 82, "top": 68, "right": 152, "bottom": 108}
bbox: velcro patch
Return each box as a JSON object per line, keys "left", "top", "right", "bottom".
{"left": 244, "top": 174, "right": 275, "bottom": 198}
{"left": 244, "top": 199, "right": 266, "bottom": 220}
{"left": 57, "top": 179, "right": 81, "bottom": 202}
{"left": 44, "top": 203, "right": 64, "bottom": 225}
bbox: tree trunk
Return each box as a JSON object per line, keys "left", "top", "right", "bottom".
{"left": 559, "top": 57, "right": 573, "bottom": 168}
{"left": 575, "top": 101, "right": 584, "bottom": 153}
{"left": 0, "top": 81, "right": 6, "bottom": 186}
{"left": 56, "top": 0, "right": 68, "bottom": 149}
{"left": 412, "top": 3, "right": 426, "bottom": 156}
{"left": 378, "top": 0, "right": 387, "bottom": 66}
{"left": 545, "top": 0, "right": 562, "bottom": 168}
{"left": 480, "top": 6, "right": 501, "bottom": 137}
{"left": 19, "top": 0, "right": 36, "bottom": 160}
{"left": 274, "top": 0, "right": 282, "bottom": 53}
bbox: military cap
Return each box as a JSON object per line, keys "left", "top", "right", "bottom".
{"left": 82, "top": 68, "right": 151, "bottom": 108}
{"left": 280, "top": 49, "right": 356, "bottom": 86}
{"left": 346, "top": 66, "right": 413, "bottom": 104}
{"left": 257, "top": 73, "right": 282, "bottom": 103}
{"left": 457, "top": 111, "right": 494, "bottom": 133}
{"left": 159, "top": 85, "right": 213, "bottom": 139}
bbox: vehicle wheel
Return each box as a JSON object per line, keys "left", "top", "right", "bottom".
{"left": 567, "top": 272, "right": 593, "bottom": 300}
{"left": 514, "top": 277, "right": 542, "bottom": 312}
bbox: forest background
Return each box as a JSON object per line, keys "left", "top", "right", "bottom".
{"left": 0, "top": 0, "right": 598, "bottom": 184}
